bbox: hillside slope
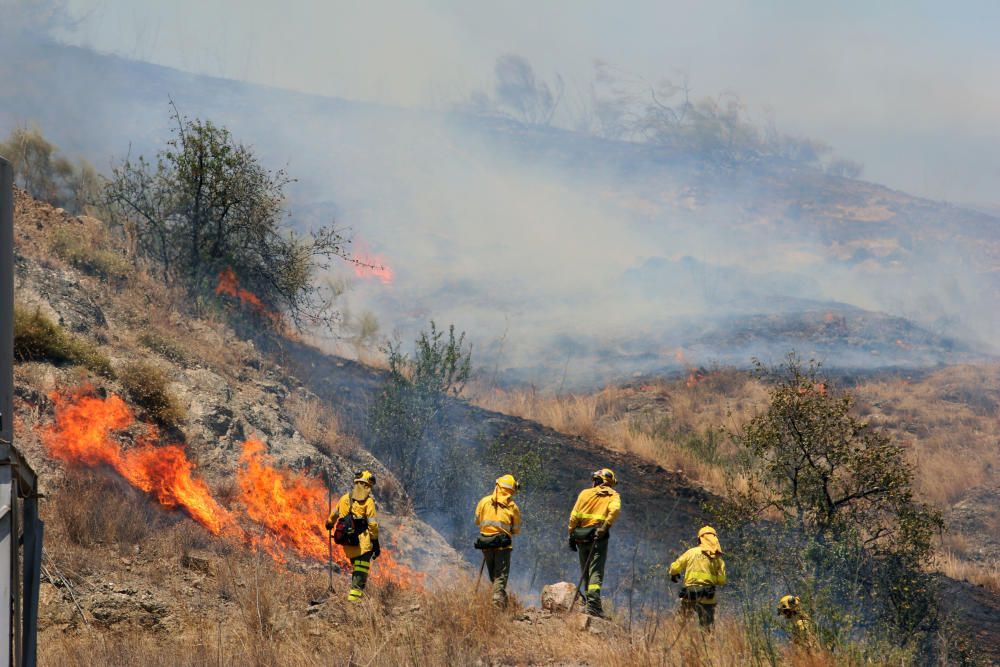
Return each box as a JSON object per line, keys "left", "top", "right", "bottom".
{"left": 2, "top": 36, "right": 999, "bottom": 387}
{"left": 10, "top": 187, "right": 1000, "bottom": 662}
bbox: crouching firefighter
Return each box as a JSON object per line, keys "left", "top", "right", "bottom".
{"left": 474, "top": 474, "right": 521, "bottom": 608}
{"left": 567, "top": 468, "right": 621, "bottom": 617}
{"left": 669, "top": 525, "right": 726, "bottom": 629}
{"left": 778, "top": 595, "right": 819, "bottom": 651}
{"left": 325, "top": 470, "right": 380, "bottom": 602}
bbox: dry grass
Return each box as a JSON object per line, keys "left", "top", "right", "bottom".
{"left": 13, "top": 303, "right": 114, "bottom": 377}
{"left": 937, "top": 551, "right": 1000, "bottom": 595}
{"left": 53, "top": 471, "right": 159, "bottom": 550}
{"left": 118, "top": 360, "right": 187, "bottom": 427}
{"left": 852, "top": 365, "right": 1000, "bottom": 507}
{"left": 468, "top": 370, "right": 768, "bottom": 494}
{"left": 286, "top": 391, "right": 355, "bottom": 457}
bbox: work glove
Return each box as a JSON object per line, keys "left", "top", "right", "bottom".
{"left": 371, "top": 540, "right": 381, "bottom": 560}
{"left": 594, "top": 523, "right": 608, "bottom": 541}
{"left": 671, "top": 574, "right": 680, "bottom": 583}
{"left": 568, "top": 536, "right": 577, "bottom": 552}
{"left": 325, "top": 518, "right": 335, "bottom": 531}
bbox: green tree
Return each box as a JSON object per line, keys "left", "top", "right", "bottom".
{"left": 718, "top": 355, "right": 945, "bottom": 658}
{"left": 368, "top": 322, "right": 471, "bottom": 495}
{"left": 104, "top": 104, "right": 347, "bottom": 329}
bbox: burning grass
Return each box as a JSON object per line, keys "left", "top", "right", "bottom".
{"left": 39, "top": 386, "right": 421, "bottom": 587}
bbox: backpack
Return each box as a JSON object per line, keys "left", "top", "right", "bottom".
{"left": 332, "top": 513, "right": 369, "bottom": 546}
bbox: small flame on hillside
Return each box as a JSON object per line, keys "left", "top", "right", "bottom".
{"left": 215, "top": 268, "right": 283, "bottom": 326}
{"left": 42, "top": 390, "right": 242, "bottom": 537}
{"left": 352, "top": 252, "right": 394, "bottom": 285}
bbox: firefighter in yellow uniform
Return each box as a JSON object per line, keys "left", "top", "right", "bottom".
{"left": 325, "top": 470, "right": 380, "bottom": 602}
{"left": 669, "top": 526, "right": 726, "bottom": 629}
{"left": 474, "top": 474, "right": 521, "bottom": 608}
{"left": 778, "top": 595, "right": 819, "bottom": 651}
{"left": 567, "top": 468, "right": 621, "bottom": 617}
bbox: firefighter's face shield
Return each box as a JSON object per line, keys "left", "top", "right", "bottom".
{"left": 352, "top": 480, "right": 372, "bottom": 501}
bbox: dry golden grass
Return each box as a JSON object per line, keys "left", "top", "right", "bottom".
{"left": 285, "top": 391, "right": 355, "bottom": 457}
{"left": 937, "top": 551, "right": 1000, "bottom": 595}
{"left": 467, "top": 370, "right": 768, "bottom": 494}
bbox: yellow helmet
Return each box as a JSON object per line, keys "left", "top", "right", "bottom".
{"left": 778, "top": 595, "right": 801, "bottom": 612}
{"left": 353, "top": 470, "right": 376, "bottom": 487}
{"left": 592, "top": 468, "right": 618, "bottom": 487}
{"left": 495, "top": 474, "right": 520, "bottom": 493}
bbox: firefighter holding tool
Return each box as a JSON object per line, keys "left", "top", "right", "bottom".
{"left": 474, "top": 474, "right": 521, "bottom": 608}
{"left": 325, "top": 470, "right": 380, "bottom": 602}
{"left": 567, "top": 468, "right": 621, "bottom": 617}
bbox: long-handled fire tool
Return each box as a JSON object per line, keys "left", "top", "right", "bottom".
{"left": 474, "top": 554, "right": 487, "bottom": 592}
{"left": 570, "top": 540, "right": 597, "bottom": 612}
{"left": 322, "top": 468, "right": 335, "bottom": 595}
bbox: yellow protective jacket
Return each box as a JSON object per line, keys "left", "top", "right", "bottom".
{"left": 669, "top": 546, "right": 726, "bottom": 604}
{"left": 327, "top": 493, "right": 379, "bottom": 559}
{"left": 788, "top": 613, "right": 819, "bottom": 649}
{"left": 475, "top": 488, "right": 521, "bottom": 549}
{"left": 568, "top": 485, "right": 621, "bottom": 532}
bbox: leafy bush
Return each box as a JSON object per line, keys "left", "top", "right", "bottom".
{"left": 369, "top": 322, "right": 471, "bottom": 495}
{"left": 118, "top": 360, "right": 186, "bottom": 426}
{"left": 13, "top": 303, "right": 113, "bottom": 376}
{"left": 50, "top": 226, "right": 130, "bottom": 282}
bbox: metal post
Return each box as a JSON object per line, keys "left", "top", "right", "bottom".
{"left": 1, "top": 154, "right": 14, "bottom": 667}
{"left": 0, "top": 466, "right": 10, "bottom": 667}
{"left": 20, "top": 498, "right": 40, "bottom": 667}
{"left": 0, "top": 156, "right": 12, "bottom": 450}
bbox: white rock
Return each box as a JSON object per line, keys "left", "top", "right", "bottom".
{"left": 540, "top": 582, "right": 578, "bottom": 612}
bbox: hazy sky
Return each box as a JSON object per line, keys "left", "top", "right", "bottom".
{"left": 60, "top": 0, "right": 1000, "bottom": 204}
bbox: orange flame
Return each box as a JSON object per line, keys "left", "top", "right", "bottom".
{"left": 352, "top": 253, "right": 394, "bottom": 285}
{"left": 237, "top": 438, "right": 346, "bottom": 567}
{"left": 236, "top": 439, "right": 419, "bottom": 586}
{"left": 686, "top": 370, "right": 705, "bottom": 388}
{"left": 40, "top": 388, "right": 419, "bottom": 587}
{"left": 41, "top": 391, "right": 242, "bottom": 537}
{"left": 215, "top": 268, "right": 283, "bottom": 326}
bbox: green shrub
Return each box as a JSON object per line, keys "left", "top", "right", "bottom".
{"left": 13, "top": 303, "right": 113, "bottom": 376}
{"left": 119, "top": 360, "right": 185, "bottom": 426}
{"left": 138, "top": 331, "right": 188, "bottom": 364}
{"left": 50, "top": 226, "right": 130, "bottom": 282}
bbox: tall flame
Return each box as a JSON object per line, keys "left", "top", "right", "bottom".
{"left": 41, "top": 391, "right": 242, "bottom": 537}
{"left": 237, "top": 438, "right": 346, "bottom": 567}
{"left": 236, "top": 440, "right": 419, "bottom": 585}
{"left": 40, "top": 388, "right": 420, "bottom": 587}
